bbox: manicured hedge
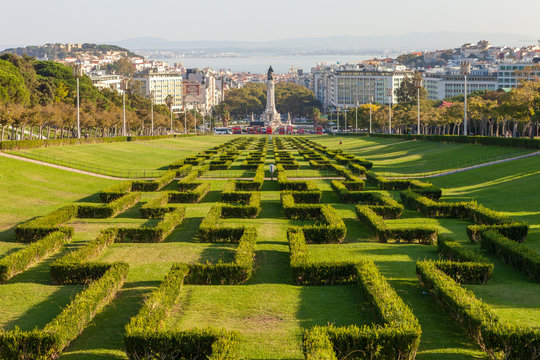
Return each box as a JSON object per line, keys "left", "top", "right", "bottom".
{"left": 400, "top": 190, "right": 517, "bottom": 226}
{"left": 15, "top": 205, "right": 77, "bottom": 243}
{"left": 480, "top": 230, "right": 540, "bottom": 282}
{"left": 288, "top": 227, "right": 357, "bottom": 285}
{"left": 0, "top": 231, "right": 71, "bottom": 283}
{"left": 185, "top": 227, "right": 257, "bottom": 285}
{"left": 369, "top": 133, "right": 540, "bottom": 150}
{"left": 131, "top": 171, "right": 176, "bottom": 192}
{"left": 417, "top": 260, "right": 540, "bottom": 359}
{"left": 168, "top": 182, "right": 210, "bottom": 203}
{"left": 221, "top": 192, "right": 261, "bottom": 218}
{"left": 0, "top": 134, "right": 185, "bottom": 151}
{"left": 100, "top": 181, "right": 133, "bottom": 202}
{"left": 76, "top": 192, "right": 141, "bottom": 218}
{"left": 0, "top": 262, "right": 128, "bottom": 359}
{"left": 198, "top": 206, "right": 245, "bottom": 243}
{"left": 467, "top": 223, "right": 529, "bottom": 243}
{"left": 303, "top": 262, "right": 421, "bottom": 359}
{"left": 433, "top": 260, "right": 493, "bottom": 285}
{"left": 288, "top": 205, "right": 347, "bottom": 244}
{"left": 50, "top": 228, "right": 118, "bottom": 284}
{"left": 437, "top": 236, "right": 489, "bottom": 263}
{"left": 115, "top": 207, "right": 185, "bottom": 243}
{"left": 124, "top": 265, "right": 240, "bottom": 359}
{"left": 356, "top": 205, "right": 438, "bottom": 244}
{"left": 139, "top": 192, "right": 176, "bottom": 218}
{"left": 366, "top": 172, "right": 442, "bottom": 199}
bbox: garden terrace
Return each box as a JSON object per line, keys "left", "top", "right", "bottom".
{"left": 0, "top": 134, "right": 539, "bottom": 359}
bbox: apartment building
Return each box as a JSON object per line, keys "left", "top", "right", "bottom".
{"left": 423, "top": 68, "right": 498, "bottom": 100}
{"left": 133, "top": 70, "right": 183, "bottom": 110}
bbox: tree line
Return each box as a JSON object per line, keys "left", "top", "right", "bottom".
{"left": 335, "top": 73, "right": 540, "bottom": 138}
{"left": 0, "top": 54, "right": 198, "bottom": 141}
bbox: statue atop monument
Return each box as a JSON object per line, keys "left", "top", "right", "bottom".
{"left": 261, "top": 65, "right": 282, "bottom": 129}
{"left": 267, "top": 66, "right": 274, "bottom": 80}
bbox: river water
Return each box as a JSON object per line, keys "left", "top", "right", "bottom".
{"left": 152, "top": 53, "right": 398, "bottom": 73}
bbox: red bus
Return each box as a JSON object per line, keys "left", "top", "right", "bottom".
{"left": 266, "top": 126, "right": 273, "bottom": 134}
{"left": 298, "top": 128, "right": 305, "bottom": 135}
{"left": 232, "top": 126, "right": 242, "bottom": 134}
{"left": 287, "top": 125, "right": 293, "bottom": 134}
{"left": 315, "top": 125, "right": 323, "bottom": 135}
{"left": 247, "top": 127, "right": 254, "bottom": 134}
{"left": 278, "top": 127, "right": 285, "bottom": 135}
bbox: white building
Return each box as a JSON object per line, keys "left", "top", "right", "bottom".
{"left": 497, "top": 61, "right": 540, "bottom": 89}
{"left": 423, "top": 68, "right": 498, "bottom": 100}
{"left": 89, "top": 70, "right": 122, "bottom": 93}
{"left": 133, "top": 70, "right": 183, "bottom": 111}
{"left": 312, "top": 63, "right": 413, "bottom": 109}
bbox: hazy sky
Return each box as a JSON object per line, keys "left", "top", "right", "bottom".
{"left": 1, "top": 0, "right": 539, "bottom": 46}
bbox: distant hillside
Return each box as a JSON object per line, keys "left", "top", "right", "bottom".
{"left": 0, "top": 43, "right": 138, "bottom": 60}
{"left": 112, "top": 32, "right": 537, "bottom": 52}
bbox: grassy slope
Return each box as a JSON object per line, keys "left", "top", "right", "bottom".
{"left": 8, "top": 135, "right": 231, "bottom": 171}
{"left": 307, "top": 135, "right": 533, "bottom": 176}
{"left": 0, "top": 135, "right": 537, "bottom": 360}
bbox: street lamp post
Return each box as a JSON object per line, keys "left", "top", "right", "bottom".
{"left": 150, "top": 90, "right": 154, "bottom": 136}
{"left": 460, "top": 60, "right": 471, "bottom": 136}
{"left": 121, "top": 79, "right": 129, "bottom": 136}
{"left": 369, "top": 95, "right": 373, "bottom": 134}
{"left": 387, "top": 88, "right": 392, "bottom": 134}
{"left": 355, "top": 102, "right": 358, "bottom": 133}
{"left": 337, "top": 107, "right": 340, "bottom": 132}
{"left": 72, "top": 63, "right": 82, "bottom": 138}
{"left": 414, "top": 78, "right": 422, "bottom": 135}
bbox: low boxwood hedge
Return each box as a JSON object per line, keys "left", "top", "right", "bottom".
{"left": 480, "top": 229, "right": 540, "bottom": 282}
{"left": 15, "top": 205, "right": 77, "bottom": 243}
{"left": 356, "top": 205, "right": 438, "bottom": 244}
{"left": 115, "top": 207, "right": 185, "bottom": 243}
{"left": 417, "top": 260, "right": 540, "bottom": 358}
{"left": 75, "top": 192, "right": 140, "bottom": 219}
{"left": 0, "top": 262, "right": 128, "bottom": 359}
{"left": 185, "top": 227, "right": 257, "bottom": 285}
{"left": 131, "top": 171, "right": 176, "bottom": 192}
{"left": 0, "top": 230, "right": 71, "bottom": 283}
{"left": 168, "top": 182, "right": 210, "bottom": 203}
{"left": 124, "top": 265, "right": 240, "bottom": 359}
{"left": 100, "top": 181, "right": 133, "bottom": 202}
{"left": 303, "top": 261, "right": 421, "bottom": 359}
{"left": 198, "top": 206, "right": 245, "bottom": 243}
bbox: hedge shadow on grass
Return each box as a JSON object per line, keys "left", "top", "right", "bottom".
{"left": 162, "top": 216, "right": 203, "bottom": 243}
{"left": 4, "top": 284, "right": 85, "bottom": 331}
{"left": 59, "top": 280, "right": 161, "bottom": 360}
{"left": 201, "top": 190, "right": 220, "bottom": 203}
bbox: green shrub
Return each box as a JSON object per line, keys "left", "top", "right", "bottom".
{"left": 139, "top": 192, "right": 175, "bottom": 218}
{"left": 222, "top": 192, "right": 261, "bottom": 218}
{"left": 467, "top": 223, "right": 529, "bottom": 243}
{"left": 131, "top": 171, "right": 176, "bottom": 192}
{"left": 356, "top": 205, "right": 437, "bottom": 244}
{"left": 76, "top": 192, "right": 141, "bottom": 218}
{"left": 417, "top": 260, "right": 540, "bottom": 358}
{"left": 288, "top": 228, "right": 357, "bottom": 285}
{"left": 116, "top": 207, "right": 185, "bottom": 243}
{"left": 480, "top": 230, "right": 540, "bottom": 282}
{"left": 0, "top": 263, "right": 128, "bottom": 359}
{"left": 50, "top": 228, "right": 118, "bottom": 284}
{"left": 15, "top": 205, "right": 77, "bottom": 243}
{"left": 198, "top": 206, "right": 245, "bottom": 243}
{"left": 433, "top": 260, "right": 493, "bottom": 285}
{"left": 303, "top": 261, "right": 421, "bottom": 359}
{"left": 185, "top": 227, "right": 256, "bottom": 285}
{"left": 168, "top": 182, "right": 210, "bottom": 203}
{"left": 0, "top": 231, "right": 71, "bottom": 283}
{"left": 124, "top": 265, "right": 240, "bottom": 359}
{"left": 438, "top": 236, "right": 489, "bottom": 263}
{"left": 100, "top": 181, "right": 133, "bottom": 202}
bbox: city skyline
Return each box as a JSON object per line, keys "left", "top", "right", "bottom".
{"left": 1, "top": 0, "right": 539, "bottom": 48}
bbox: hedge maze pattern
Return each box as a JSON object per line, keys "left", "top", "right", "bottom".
{"left": 0, "top": 135, "right": 539, "bottom": 359}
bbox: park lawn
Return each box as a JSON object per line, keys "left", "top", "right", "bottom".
{"left": 0, "top": 136, "right": 538, "bottom": 360}
{"left": 307, "top": 135, "right": 534, "bottom": 176}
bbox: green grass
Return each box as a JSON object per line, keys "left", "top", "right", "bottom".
{"left": 307, "top": 135, "right": 534, "bottom": 176}
{"left": 0, "top": 135, "right": 539, "bottom": 359}
{"left": 7, "top": 135, "right": 232, "bottom": 174}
